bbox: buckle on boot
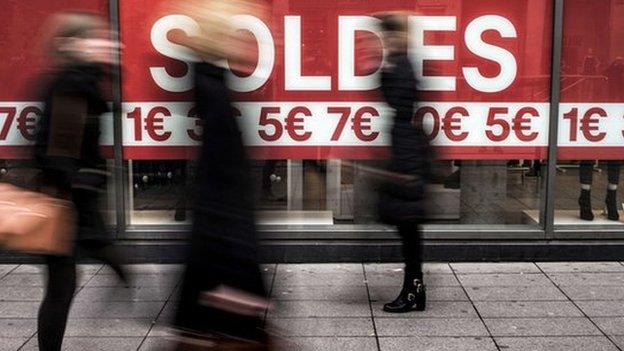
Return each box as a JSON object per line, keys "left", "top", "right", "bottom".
{"left": 413, "top": 279, "right": 424, "bottom": 293}
{"left": 407, "top": 293, "right": 415, "bottom": 301}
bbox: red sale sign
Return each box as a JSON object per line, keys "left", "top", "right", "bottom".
{"left": 118, "top": 0, "right": 555, "bottom": 160}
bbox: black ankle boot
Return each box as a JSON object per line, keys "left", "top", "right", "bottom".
{"left": 606, "top": 190, "right": 620, "bottom": 221}
{"left": 579, "top": 189, "right": 594, "bottom": 221}
{"left": 383, "top": 279, "right": 426, "bottom": 313}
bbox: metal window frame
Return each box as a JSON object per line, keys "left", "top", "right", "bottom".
{"left": 106, "top": 0, "right": 622, "bottom": 242}
{"left": 541, "top": 0, "right": 564, "bottom": 238}
{"left": 109, "top": 0, "right": 127, "bottom": 238}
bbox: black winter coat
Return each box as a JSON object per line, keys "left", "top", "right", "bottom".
{"left": 35, "top": 65, "right": 109, "bottom": 190}
{"left": 378, "top": 53, "right": 432, "bottom": 224}
{"left": 35, "top": 64, "right": 111, "bottom": 244}
{"left": 187, "top": 62, "right": 263, "bottom": 293}
{"left": 175, "top": 63, "right": 266, "bottom": 338}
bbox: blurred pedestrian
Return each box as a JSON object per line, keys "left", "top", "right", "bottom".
{"left": 35, "top": 12, "right": 127, "bottom": 351}
{"left": 168, "top": 0, "right": 271, "bottom": 349}
{"left": 375, "top": 12, "right": 432, "bottom": 313}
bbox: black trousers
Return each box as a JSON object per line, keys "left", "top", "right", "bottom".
{"left": 38, "top": 255, "right": 76, "bottom": 351}
{"left": 580, "top": 160, "right": 621, "bottom": 185}
{"left": 396, "top": 222, "right": 423, "bottom": 282}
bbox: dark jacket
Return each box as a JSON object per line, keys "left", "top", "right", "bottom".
{"left": 35, "top": 64, "right": 109, "bottom": 194}
{"left": 378, "top": 53, "right": 432, "bottom": 224}
{"left": 35, "top": 64, "right": 111, "bottom": 244}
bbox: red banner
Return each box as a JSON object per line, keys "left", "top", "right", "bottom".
{"left": 117, "top": 0, "right": 556, "bottom": 159}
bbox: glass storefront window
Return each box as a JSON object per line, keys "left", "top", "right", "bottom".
{"left": 555, "top": 0, "right": 624, "bottom": 231}
{"left": 118, "top": 0, "right": 553, "bottom": 230}
{"left": 7, "top": 0, "right": 621, "bottom": 239}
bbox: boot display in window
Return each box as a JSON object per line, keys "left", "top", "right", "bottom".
{"left": 578, "top": 160, "right": 621, "bottom": 221}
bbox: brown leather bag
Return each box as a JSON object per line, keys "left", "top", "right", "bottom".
{"left": 0, "top": 183, "right": 76, "bottom": 255}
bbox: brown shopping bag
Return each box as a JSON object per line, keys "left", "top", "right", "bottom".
{"left": 0, "top": 183, "right": 76, "bottom": 255}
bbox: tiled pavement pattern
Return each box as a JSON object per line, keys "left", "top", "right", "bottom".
{"left": 0, "top": 262, "right": 623, "bottom": 350}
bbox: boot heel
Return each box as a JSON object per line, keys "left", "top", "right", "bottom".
{"left": 606, "top": 190, "right": 620, "bottom": 221}
{"left": 579, "top": 190, "right": 594, "bottom": 221}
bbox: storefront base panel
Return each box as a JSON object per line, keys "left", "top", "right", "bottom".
{"left": 1, "top": 240, "right": 624, "bottom": 263}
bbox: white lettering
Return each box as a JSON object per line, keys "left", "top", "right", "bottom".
{"left": 284, "top": 16, "right": 331, "bottom": 91}
{"left": 409, "top": 16, "right": 457, "bottom": 91}
{"left": 149, "top": 15, "right": 200, "bottom": 93}
{"left": 338, "top": 16, "right": 382, "bottom": 90}
{"left": 462, "top": 15, "right": 518, "bottom": 93}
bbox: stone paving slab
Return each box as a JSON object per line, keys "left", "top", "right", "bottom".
{"left": 576, "top": 301, "right": 624, "bottom": 317}
{"left": 495, "top": 336, "right": 620, "bottom": 351}
{"left": 464, "top": 285, "right": 567, "bottom": 301}
{"left": 267, "top": 318, "right": 375, "bottom": 337}
{"left": 138, "top": 337, "right": 178, "bottom": 351}
{"left": 0, "top": 287, "right": 44, "bottom": 302}
{"left": 547, "top": 273, "right": 624, "bottom": 286}
{"left": 613, "top": 336, "right": 624, "bottom": 349}
{"left": 145, "top": 322, "right": 176, "bottom": 338}
{"left": 560, "top": 285, "right": 624, "bottom": 300}
{"left": 456, "top": 273, "right": 554, "bottom": 287}
{"left": 74, "top": 286, "right": 175, "bottom": 302}
{"left": 0, "top": 338, "right": 27, "bottom": 351}
{"left": 365, "top": 273, "right": 460, "bottom": 287}
{"left": 372, "top": 301, "right": 477, "bottom": 318}
{"left": 378, "top": 336, "right": 498, "bottom": 351}
{"left": 0, "top": 302, "right": 40, "bottom": 318}
{"left": 273, "top": 272, "right": 365, "bottom": 286}
{"left": 268, "top": 300, "right": 371, "bottom": 318}
{"left": 592, "top": 317, "right": 624, "bottom": 336}
{"left": 375, "top": 318, "right": 489, "bottom": 337}
{"left": 484, "top": 317, "right": 602, "bottom": 337}
{"left": 0, "top": 273, "right": 90, "bottom": 287}
{"left": 368, "top": 286, "right": 468, "bottom": 302}
{"left": 0, "top": 319, "right": 36, "bottom": 337}
{"left": 275, "top": 337, "right": 378, "bottom": 351}
{"left": 450, "top": 262, "right": 540, "bottom": 274}
{"left": 22, "top": 336, "right": 144, "bottom": 351}
{"left": 63, "top": 318, "right": 152, "bottom": 337}
{"left": 473, "top": 301, "right": 584, "bottom": 318}
{"left": 156, "top": 301, "right": 177, "bottom": 321}
{"left": 537, "top": 262, "right": 624, "bottom": 273}
{"left": 67, "top": 301, "right": 164, "bottom": 319}
{"left": 270, "top": 284, "right": 369, "bottom": 301}
{"left": 0, "top": 265, "right": 17, "bottom": 276}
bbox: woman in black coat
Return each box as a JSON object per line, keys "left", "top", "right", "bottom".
{"left": 171, "top": 1, "right": 269, "bottom": 349}
{"left": 376, "top": 12, "right": 432, "bottom": 313}
{"left": 35, "top": 12, "right": 127, "bottom": 351}
{"left": 173, "top": 61, "right": 268, "bottom": 346}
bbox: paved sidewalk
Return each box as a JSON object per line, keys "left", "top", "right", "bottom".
{"left": 0, "top": 262, "right": 623, "bottom": 350}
